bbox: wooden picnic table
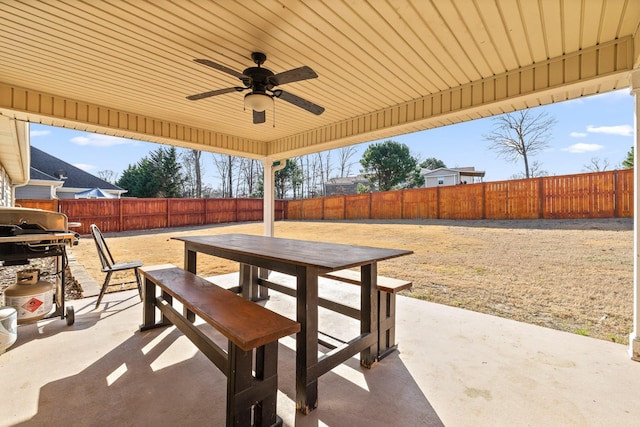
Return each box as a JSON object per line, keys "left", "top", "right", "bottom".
{"left": 173, "top": 233, "right": 413, "bottom": 414}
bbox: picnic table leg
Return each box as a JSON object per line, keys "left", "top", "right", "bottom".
{"left": 360, "top": 263, "right": 379, "bottom": 368}
{"left": 295, "top": 265, "right": 319, "bottom": 414}
{"left": 183, "top": 248, "right": 197, "bottom": 322}
{"left": 240, "top": 263, "right": 262, "bottom": 301}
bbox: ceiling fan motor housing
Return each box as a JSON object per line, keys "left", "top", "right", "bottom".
{"left": 242, "top": 67, "right": 275, "bottom": 93}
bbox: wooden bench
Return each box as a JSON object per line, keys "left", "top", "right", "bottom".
{"left": 139, "top": 264, "right": 300, "bottom": 427}
{"left": 321, "top": 269, "right": 412, "bottom": 359}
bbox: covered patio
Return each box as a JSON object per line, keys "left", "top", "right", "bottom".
{"left": 2, "top": 1, "right": 640, "bottom": 425}
{"left": 2, "top": 283, "right": 639, "bottom": 426}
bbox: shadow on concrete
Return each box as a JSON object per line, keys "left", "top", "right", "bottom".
{"left": 10, "top": 294, "right": 443, "bottom": 426}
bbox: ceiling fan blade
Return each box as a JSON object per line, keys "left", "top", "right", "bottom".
{"left": 186, "top": 87, "right": 241, "bottom": 101}
{"left": 270, "top": 66, "right": 318, "bottom": 86}
{"left": 253, "top": 110, "right": 266, "bottom": 124}
{"left": 193, "top": 58, "right": 246, "bottom": 79}
{"left": 275, "top": 90, "right": 325, "bottom": 115}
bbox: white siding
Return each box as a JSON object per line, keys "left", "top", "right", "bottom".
{"left": 0, "top": 165, "right": 12, "bottom": 207}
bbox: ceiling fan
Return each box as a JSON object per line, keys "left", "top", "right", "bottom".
{"left": 186, "top": 52, "right": 325, "bottom": 124}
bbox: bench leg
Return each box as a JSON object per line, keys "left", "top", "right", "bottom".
{"left": 378, "top": 291, "right": 398, "bottom": 359}
{"left": 140, "top": 276, "right": 157, "bottom": 330}
{"left": 227, "top": 341, "right": 281, "bottom": 427}
{"left": 139, "top": 277, "right": 172, "bottom": 331}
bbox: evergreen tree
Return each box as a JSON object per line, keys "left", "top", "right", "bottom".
{"left": 420, "top": 157, "right": 447, "bottom": 170}
{"left": 360, "top": 140, "right": 421, "bottom": 191}
{"left": 116, "top": 147, "right": 184, "bottom": 198}
{"left": 622, "top": 147, "right": 634, "bottom": 169}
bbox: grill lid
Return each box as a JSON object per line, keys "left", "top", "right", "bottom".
{"left": 0, "top": 207, "right": 68, "bottom": 234}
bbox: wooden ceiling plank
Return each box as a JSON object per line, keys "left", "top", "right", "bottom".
{"left": 410, "top": 0, "right": 476, "bottom": 86}
{"left": 428, "top": 0, "right": 487, "bottom": 81}
{"left": 580, "top": 0, "right": 604, "bottom": 48}
{"left": 540, "top": 0, "right": 564, "bottom": 59}
{"left": 365, "top": 0, "right": 447, "bottom": 90}
{"left": 516, "top": 0, "right": 547, "bottom": 63}
{"left": 319, "top": 0, "right": 430, "bottom": 99}
{"left": 494, "top": 0, "right": 533, "bottom": 68}
{"left": 599, "top": 0, "right": 628, "bottom": 42}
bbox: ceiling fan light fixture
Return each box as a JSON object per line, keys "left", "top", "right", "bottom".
{"left": 244, "top": 92, "right": 272, "bottom": 111}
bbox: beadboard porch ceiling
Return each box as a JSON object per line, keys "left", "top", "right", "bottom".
{"left": 0, "top": 0, "right": 639, "bottom": 164}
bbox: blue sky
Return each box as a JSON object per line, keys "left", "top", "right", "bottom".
{"left": 29, "top": 89, "right": 635, "bottom": 187}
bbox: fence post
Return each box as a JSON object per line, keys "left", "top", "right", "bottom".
{"left": 166, "top": 199, "right": 171, "bottom": 228}
{"left": 614, "top": 170, "right": 619, "bottom": 218}
{"left": 118, "top": 199, "right": 123, "bottom": 232}
{"left": 538, "top": 177, "right": 544, "bottom": 219}
{"left": 343, "top": 195, "right": 346, "bottom": 220}
{"left": 481, "top": 182, "right": 486, "bottom": 219}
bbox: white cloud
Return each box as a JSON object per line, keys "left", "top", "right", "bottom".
{"left": 30, "top": 130, "right": 51, "bottom": 137}
{"left": 586, "top": 124, "right": 633, "bottom": 136}
{"left": 563, "top": 143, "right": 604, "bottom": 153}
{"left": 73, "top": 163, "right": 95, "bottom": 171}
{"left": 70, "top": 134, "right": 129, "bottom": 147}
{"left": 570, "top": 132, "right": 587, "bottom": 138}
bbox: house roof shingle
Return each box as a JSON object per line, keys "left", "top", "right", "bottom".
{"left": 30, "top": 146, "right": 123, "bottom": 191}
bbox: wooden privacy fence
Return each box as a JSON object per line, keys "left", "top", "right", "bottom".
{"left": 16, "top": 198, "right": 285, "bottom": 235}
{"left": 287, "top": 170, "right": 634, "bottom": 221}
{"left": 16, "top": 170, "right": 634, "bottom": 231}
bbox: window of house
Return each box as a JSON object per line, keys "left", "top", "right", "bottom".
{"left": 438, "top": 176, "right": 444, "bottom": 185}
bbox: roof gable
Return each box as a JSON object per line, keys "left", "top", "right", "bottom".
{"left": 30, "top": 146, "right": 123, "bottom": 191}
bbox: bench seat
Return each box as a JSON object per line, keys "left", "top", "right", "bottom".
{"left": 321, "top": 269, "right": 412, "bottom": 359}
{"left": 139, "top": 264, "right": 299, "bottom": 427}
{"left": 321, "top": 269, "right": 412, "bottom": 293}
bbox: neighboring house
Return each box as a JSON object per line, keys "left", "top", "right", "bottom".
{"left": 422, "top": 167, "right": 486, "bottom": 188}
{"left": 324, "top": 175, "right": 372, "bottom": 196}
{"left": 15, "top": 146, "right": 126, "bottom": 200}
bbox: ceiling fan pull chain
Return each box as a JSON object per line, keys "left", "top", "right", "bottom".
{"left": 273, "top": 97, "right": 276, "bottom": 128}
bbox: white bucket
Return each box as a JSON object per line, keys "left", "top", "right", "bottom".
{"left": 0, "top": 306, "right": 18, "bottom": 354}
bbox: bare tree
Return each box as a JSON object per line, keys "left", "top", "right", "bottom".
{"left": 181, "top": 150, "right": 204, "bottom": 197}
{"left": 97, "top": 170, "right": 118, "bottom": 183}
{"left": 337, "top": 146, "right": 357, "bottom": 177}
{"left": 484, "top": 110, "right": 557, "bottom": 179}
{"left": 315, "top": 151, "right": 332, "bottom": 195}
{"left": 509, "top": 160, "right": 548, "bottom": 179}
{"left": 583, "top": 157, "right": 611, "bottom": 172}
{"left": 212, "top": 154, "right": 236, "bottom": 197}
{"left": 236, "top": 158, "right": 260, "bottom": 197}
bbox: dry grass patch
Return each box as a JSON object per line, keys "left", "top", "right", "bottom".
{"left": 68, "top": 218, "right": 633, "bottom": 344}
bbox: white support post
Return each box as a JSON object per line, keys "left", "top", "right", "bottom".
{"left": 630, "top": 68, "right": 640, "bottom": 361}
{"left": 262, "top": 158, "right": 286, "bottom": 237}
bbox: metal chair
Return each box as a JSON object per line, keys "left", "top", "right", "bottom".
{"left": 90, "top": 224, "right": 143, "bottom": 308}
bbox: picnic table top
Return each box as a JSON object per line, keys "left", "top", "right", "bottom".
{"left": 173, "top": 233, "right": 413, "bottom": 271}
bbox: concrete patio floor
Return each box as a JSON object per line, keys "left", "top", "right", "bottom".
{"left": 1, "top": 272, "right": 639, "bottom": 427}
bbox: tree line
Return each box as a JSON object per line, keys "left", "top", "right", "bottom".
{"left": 100, "top": 109, "right": 634, "bottom": 199}
{"left": 101, "top": 141, "right": 445, "bottom": 199}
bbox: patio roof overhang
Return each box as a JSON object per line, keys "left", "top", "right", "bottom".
{"left": 1, "top": 0, "right": 640, "bottom": 361}
{"left": 0, "top": 0, "right": 638, "bottom": 165}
